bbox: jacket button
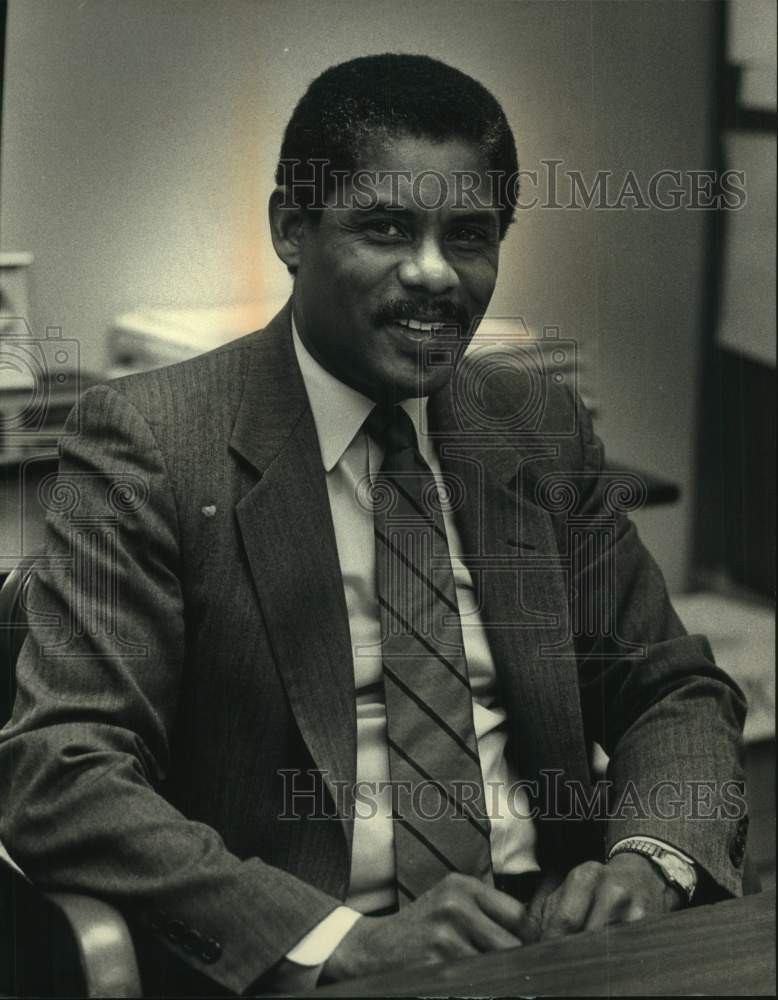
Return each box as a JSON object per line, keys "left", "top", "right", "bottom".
{"left": 729, "top": 835, "right": 745, "bottom": 867}
{"left": 182, "top": 929, "right": 204, "bottom": 955}
{"left": 730, "top": 815, "right": 749, "bottom": 867}
{"left": 166, "top": 920, "right": 185, "bottom": 944}
{"left": 200, "top": 938, "right": 222, "bottom": 963}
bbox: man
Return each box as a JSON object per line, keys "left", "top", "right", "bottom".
{"left": 0, "top": 54, "right": 747, "bottom": 995}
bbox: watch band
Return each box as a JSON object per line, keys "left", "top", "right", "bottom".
{"left": 609, "top": 838, "right": 697, "bottom": 902}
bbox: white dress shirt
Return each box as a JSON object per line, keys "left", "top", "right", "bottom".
{"left": 284, "top": 317, "right": 539, "bottom": 972}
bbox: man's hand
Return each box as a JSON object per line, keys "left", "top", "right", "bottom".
{"left": 321, "top": 873, "right": 528, "bottom": 983}
{"left": 522, "top": 855, "right": 685, "bottom": 944}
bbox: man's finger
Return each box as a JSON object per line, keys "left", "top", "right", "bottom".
{"left": 541, "top": 863, "right": 602, "bottom": 940}
{"left": 430, "top": 878, "right": 524, "bottom": 951}
{"left": 624, "top": 898, "right": 649, "bottom": 923}
{"left": 462, "top": 878, "right": 529, "bottom": 940}
{"left": 459, "top": 906, "right": 524, "bottom": 952}
{"left": 521, "top": 875, "right": 561, "bottom": 944}
{"left": 582, "top": 879, "right": 633, "bottom": 931}
{"left": 425, "top": 920, "right": 480, "bottom": 961}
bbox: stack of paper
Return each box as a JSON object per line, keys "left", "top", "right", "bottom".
{"left": 672, "top": 591, "right": 775, "bottom": 743}
{"left": 108, "top": 302, "right": 282, "bottom": 378}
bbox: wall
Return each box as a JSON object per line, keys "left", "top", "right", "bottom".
{"left": 0, "top": 0, "right": 717, "bottom": 591}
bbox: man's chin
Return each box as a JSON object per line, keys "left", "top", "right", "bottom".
{"left": 370, "top": 368, "right": 454, "bottom": 403}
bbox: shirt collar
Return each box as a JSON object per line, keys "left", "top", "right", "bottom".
{"left": 291, "top": 313, "right": 427, "bottom": 472}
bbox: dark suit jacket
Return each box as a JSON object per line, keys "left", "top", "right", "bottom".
{"left": 0, "top": 302, "right": 747, "bottom": 994}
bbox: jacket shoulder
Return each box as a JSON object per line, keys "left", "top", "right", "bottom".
{"left": 451, "top": 346, "right": 591, "bottom": 473}
{"left": 102, "top": 328, "right": 261, "bottom": 416}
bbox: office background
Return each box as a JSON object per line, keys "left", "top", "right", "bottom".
{"left": 2, "top": 0, "right": 756, "bottom": 589}
{"left": 0, "top": 0, "right": 775, "bottom": 880}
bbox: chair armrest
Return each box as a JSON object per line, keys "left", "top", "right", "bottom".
{"left": 43, "top": 892, "right": 142, "bottom": 997}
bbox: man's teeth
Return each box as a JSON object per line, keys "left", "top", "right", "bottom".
{"left": 395, "top": 319, "right": 446, "bottom": 332}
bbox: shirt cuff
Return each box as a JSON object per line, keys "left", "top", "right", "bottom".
{"left": 288, "top": 904, "right": 363, "bottom": 963}
{"left": 268, "top": 907, "right": 363, "bottom": 993}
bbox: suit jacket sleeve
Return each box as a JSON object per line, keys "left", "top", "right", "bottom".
{"left": 0, "top": 383, "right": 341, "bottom": 995}
{"left": 568, "top": 391, "right": 748, "bottom": 899}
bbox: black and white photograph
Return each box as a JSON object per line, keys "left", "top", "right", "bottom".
{"left": 0, "top": 1, "right": 775, "bottom": 996}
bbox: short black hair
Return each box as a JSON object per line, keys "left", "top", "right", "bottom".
{"left": 275, "top": 53, "right": 519, "bottom": 239}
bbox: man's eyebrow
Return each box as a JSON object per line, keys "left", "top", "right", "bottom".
{"left": 348, "top": 201, "right": 499, "bottom": 225}
{"left": 350, "top": 200, "right": 413, "bottom": 215}
{"left": 449, "top": 209, "right": 500, "bottom": 227}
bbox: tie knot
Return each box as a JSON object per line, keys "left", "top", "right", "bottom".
{"left": 365, "top": 405, "right": 418, "bottom": 456}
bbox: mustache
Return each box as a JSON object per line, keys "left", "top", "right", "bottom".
{"left": 373, "top": 299, "right": 470, "bottom": 329}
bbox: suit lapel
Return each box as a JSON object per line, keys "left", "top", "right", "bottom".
{"left": 228, "top": 310, "right": 591, "bottom": 861}
{"left": 428, "top": 381, "right": 592, "bottom": 810}
{"left": 230, "top": 305, "right": 356, "bottom": 845}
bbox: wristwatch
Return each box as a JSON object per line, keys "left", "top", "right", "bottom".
{"left": 609, "top": 838, "right": 697, "bottom": 903}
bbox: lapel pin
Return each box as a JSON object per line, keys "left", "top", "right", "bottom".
{"left": 201, "top": 504, "right": 217, "bottom": 518}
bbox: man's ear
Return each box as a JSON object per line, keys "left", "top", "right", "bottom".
{"left": 268, "top": 187, "right": 305, "bottom": 273}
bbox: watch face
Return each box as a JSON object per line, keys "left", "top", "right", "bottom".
{"left": 661, "top": 853, "right": 694, "bottom": 891}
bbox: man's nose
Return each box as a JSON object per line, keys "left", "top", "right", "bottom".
{"left": 397, "top": 237, "right": 459, "bottom": 295}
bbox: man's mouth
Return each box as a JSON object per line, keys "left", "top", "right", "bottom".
{"left": 393, "top": 318, "right": 448, "bottom": 334}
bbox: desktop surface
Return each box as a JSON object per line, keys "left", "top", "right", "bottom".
{"left": 313, "top": 888, "right": 776, "bottom": 997}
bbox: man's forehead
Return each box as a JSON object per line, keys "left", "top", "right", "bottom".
{"left": 357, "top": 133, "right": 487, "bottom": 171}
{"left": 332, "top": 133, "right": 501, "bottom": 216}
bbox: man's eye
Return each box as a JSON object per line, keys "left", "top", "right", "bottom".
{"left": 365, "top": 220, "right": 406, "bottom": 238}
{"left": 450, "top": 227, "right": 486, "bottom": 245}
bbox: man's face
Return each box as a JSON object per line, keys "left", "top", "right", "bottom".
{"left": 291, "top": 135, "right": 501, "bottom": 401}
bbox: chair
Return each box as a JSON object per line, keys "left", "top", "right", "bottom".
{"left": 0, "top": 560, "right": 143, "bottom": 998}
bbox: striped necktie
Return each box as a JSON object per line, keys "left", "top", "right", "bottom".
{"left": 365, "top": 404, "right": 493, "bottom": 906}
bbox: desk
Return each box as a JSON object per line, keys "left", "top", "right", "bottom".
{"left": 315, "top": 889, "right": 775, "bottom": 997}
